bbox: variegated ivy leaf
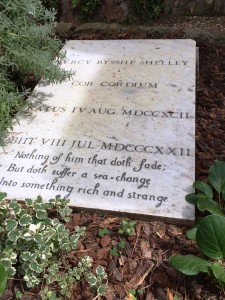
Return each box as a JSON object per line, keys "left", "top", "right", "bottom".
{"left": 25, "top": 198, "right": 33, "bottom": 206}
{"left": 8, "top": 230, "right": 20, "bottom": 242}
{"left": 5, "top": 219, "right": 18, "bottom": 231}
{"left": 29, "top": 261, "right": 42, "bottom": 273}
{"left": 9, "top": 252, "right": 17, "bottom": 262}
{"left": 61, "top": 243, "right": 71, "bottom": 252}
{"left": 81, "top": 256, "right": 92, "bottom": 268}
{"left": 20, "top": 252, "right": 31, "bottom": 261}
{"left": 29, "top": 253, "right": 37, "bottom": 261}
{"left": 75, "top": 226, "right": 86, "bottom": 236}
{"left": 0, "top": 192, "right": 7, "bottom": 201}
{"left": 70, "top": 234, "right": 78, "bottom": 243}
{"left": 0, "top": 259, "right": 11, "bottom": 269}
{"left": 6, "top": 266, "right": 16, "bottom": 278}
{"left": 98, "top": 285, "right": 106, "bottom": 295}
{"left": 9, "top": 201, "right": 21, "bottom": 214}
{"left": 45, "top": 228, "right": 56, "bottom": 238}
{"left": 19, "top": 214, "right": 32, "bottom": 226}
{"left": 34, "top": 233, "right": 44, "bottom": 243}
{"left": 36, "top": 210, "right": 48, "bottom": 220}
{"left": 60, "top": 281, "right": 68, "bottom": 289}
{"left": 96, "top": 265, "right": 106, "bottom": 277}
{"left": 19, "top": 208, "right": 29, "bottom": 216}
{"left": 35, "top": 195, "right": 43, "bottom": 204}
{"left": 69, "top": 268, "right": 81, "bottom": 280}
{"left": 0, "top": 260, "right": 16, "bottom": 277}
{"left": 51, "top": 219, "right": 60, "bottom": 226}
{"left": 56, "top": 224, "right": 66, "bottom": 233}
{"left": 71, "top": 241, "right": 79, "bottom": 250}
{"left": 37, "top": 221, "right": 46, "bottom": 231}
{"left": 87, "top": 275, "right": 97, "bottom": 286}
{"left": 24, "top": 275, "right": 40, "bottom": 288}
{"left": 39, "top": 245, "right": 49, "bottom": 253}
{"left": 33, "top": 203, "right": 43, "bottom": 211}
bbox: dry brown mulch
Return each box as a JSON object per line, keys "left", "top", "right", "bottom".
{"left": 1, "top": 30, "right": 225, "bottom": 300}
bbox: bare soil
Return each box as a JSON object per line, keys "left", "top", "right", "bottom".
{"left": 1, "top": 23, "right": 225, "bottom": 300}
{"left": 149, "top": 15, "right": 225, "bottom": 32}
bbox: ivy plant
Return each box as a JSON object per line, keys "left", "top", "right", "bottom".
{"left": 170, "top": 160, "right": 225, "bottom": 287}
{"left": 0, "top": 192, "right": 107, "bottom": 298}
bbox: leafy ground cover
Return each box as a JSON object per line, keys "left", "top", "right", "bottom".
{"left": 1, "top": 27, "right": 225, "bottom": 300}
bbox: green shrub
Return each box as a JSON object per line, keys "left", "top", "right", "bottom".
{"left": 170, "top": 160, "right": 225, "bottom": 288}
{"left": 71, "top": 0, "right": 102, "bottom": 21}
{"left": 132, "top": 0, "right": 162, "bottom": 22}
{"left": 0, "top": 0, "right": 72, "bottom": 145}
{"left": 0, "top": 192, "right": 107, "bottom": 298}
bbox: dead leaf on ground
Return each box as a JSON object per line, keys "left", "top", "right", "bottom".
{"left": 126, "top": 262, "right": 155, "bottom": 289}
{"left": 166, "top": 288, "right": 174, "bottom": 300}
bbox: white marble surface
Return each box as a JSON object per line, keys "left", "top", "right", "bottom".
{"left": 0, "top": 40, "right": 196, "bottom": 224}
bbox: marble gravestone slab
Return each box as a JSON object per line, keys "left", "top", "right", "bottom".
{"left": 0, "top": 40, "right": 196, "bottom": 224}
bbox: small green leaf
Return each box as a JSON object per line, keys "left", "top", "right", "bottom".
{"left": 96, "top": 265, "right": 105, "bottom": 276}
{"left": 97, "top": 285, "right": 106, "bottom": 295}
{"left": 19, "top": 214, "right": 32, "bottom": 226}
{"left": 98, "top": 228, "right": 109, "bottom": 237}
{"left": 25, "top": 198, "right": 33, "bottom": 206}
{"left": 5, "top": 219, "right": 18, "bottom": 231}
{"left": 87, "top": 275, "right": 97, "bottom": 286}
{"left": 0, "top": 261, "right": 16, "bottom": 278}
{"left": 47, "top": 291, "right": 61, "bottom": 300}
{"left": 211, "top": 262, "right": 225, "bottom": 283}
{"left": 35, "top": 196, "right": 43, "bottom": 204}
{"left": 29, "top": 253, "right": 37, "bottom": 261}
{"left": 186, "top": 227, "right": 197, "bottom": 240}
{"left": 193, "top": 181, "right": 213, "bottom": 198}
{"left": 20, "top": 252, "right": 31, "bottom": 261}
{"left": 0, "top": 264, "right": 7, "bottom": 296}
{"left": 174, "top": 295, "right": 181, "bottom": 300}
{"left": 169, "top": 254, "right": 211, "bottom": 275}
{"left": 119, "top": 240, "right": 126, "bottom": 249}
{"left": 186, "top": 217, "right": 203, "bottom": 241}
{"left": 15, "top": 290, "right": 23, "bottom": 299}
{"left": 29, "top": 261, "right": 42, "bottom": 273}
{"left": 196, "top": 215, "right": 225, "bottom": 259}
{"left": 110, "top": 247, "right": 118, "bottom": 256}
{"left": 36, "top": 210, "right": 48, "bottom": 220}
{"left": 70, "top": 234, "right": 78, "bottom": 243}
{"left": 34, "top": 233, "right": 43, "bottom": 243}
{"left": 208, "top": 160, "right": 225, "bottom": 195}
{"left": 8, "top": 230, "right": 20, "bottom": 242}
{"left": 0, "top": 193, "right": 7, "bottom": 202}
{"left": 25, "top": 274, "right": 40, "bottom": 287}
{"left": 118, "top": 229, "right": 125, "bottom": 235}
{"left": 9, "top": 201, "right": 21, "bottom": 214}
{"left": 127, "top": 228, "right": 134, "bottom": 236}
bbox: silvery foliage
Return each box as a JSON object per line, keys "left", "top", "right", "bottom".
{"left": 0, "top": 193, "right": 107, "bottom": 298}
